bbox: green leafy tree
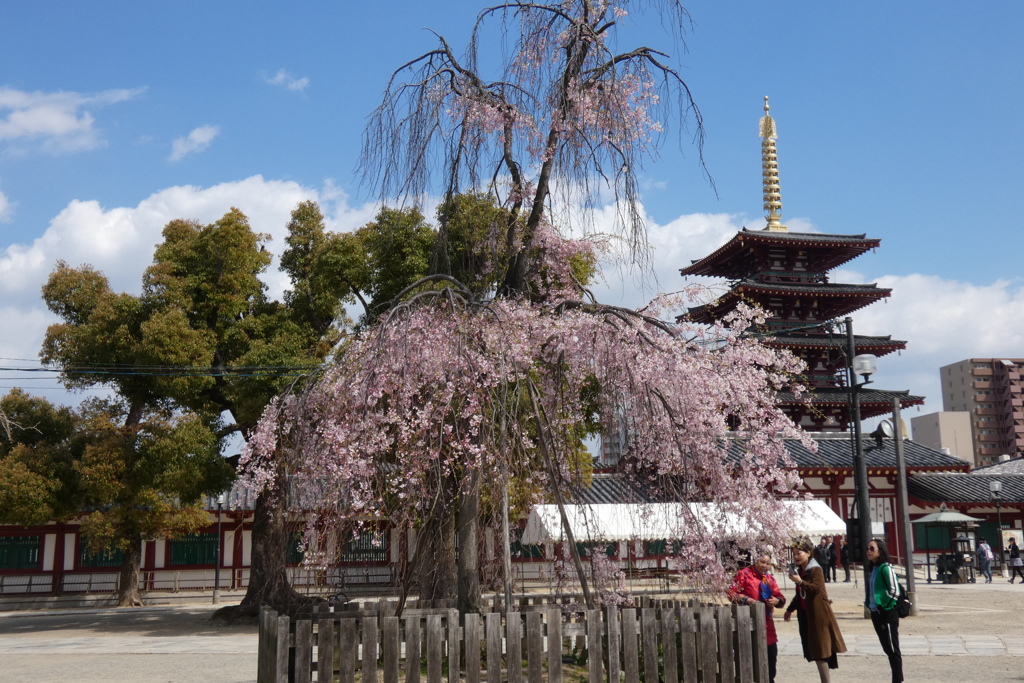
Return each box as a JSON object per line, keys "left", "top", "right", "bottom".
{"left": 0, "top": 389, "right": 82, "bottom": 526}
{"left": 73, "top": 400, "right": 233, "bottom": 606}
{"left": 0, "top": 390, "right": 233, "bottom": 606}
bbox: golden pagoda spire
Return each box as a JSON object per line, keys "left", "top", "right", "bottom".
{"left": 760, "top": 96, "right": 787, "bottom": 232}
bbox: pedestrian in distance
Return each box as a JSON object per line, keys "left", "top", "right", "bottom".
{"left": 976, "top": 536, "right": 994, "bottom": 583}
{"left": 840, "top": 537, "right": 851, "bottom": 582}
{"left": 866, "top": 538, "right": 904, "bottom": 683}
{"left": 814, "top": 536, "right": 831, "bottom": 582}
{"left": 826, "top": 537, "right": 838, "bottom": 583}
{"left": 1009, "top": 536, "right": 1024, "bottom": 584}
{"left": 728, "top": 553, "right": 786, "bottom": 683}
{"left": 784, "top": 536, "right": 847, "bottom": 683}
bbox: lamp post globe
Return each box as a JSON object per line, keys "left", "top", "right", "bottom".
{"left": 213, "top": 492, "right": 227, "bottom": 604}
{"left": 990, "top": 479, "right": 1004, "bottom": 575}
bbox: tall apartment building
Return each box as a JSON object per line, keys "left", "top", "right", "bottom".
{"left": 940, "top": 358, "right": 1024, "bottom": 466}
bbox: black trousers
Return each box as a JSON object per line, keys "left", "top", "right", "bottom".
{"left": 871, "top": 607, "right": 903, "bottom": 683}
{"left": 767, "top": 642, "right": 777, "bottom": 683}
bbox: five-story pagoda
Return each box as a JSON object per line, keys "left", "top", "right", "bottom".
{"left": 680, "top": 98, "right": 923, "bottom": 430}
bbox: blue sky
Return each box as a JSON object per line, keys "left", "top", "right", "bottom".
{"left": 2, "top": 1, "right": 1024, "bottom": 430}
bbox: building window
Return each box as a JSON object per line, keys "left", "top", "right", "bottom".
{"left": 0, "top": 536, "right": 40, "bottom": 570}
{"left": 509, "top": 528, "right": 543, "bottom": 560}
{"left": 339, "top": 530, "right": 388, "bottom": 563}
{"left": 80, "top": 544, "right": 123, "bottom": 568}
{"left": 913, "top": 524, "right": 951, "bottom": 552}
{"left": 576, "top": 542, "right": 617, "bottom": 558}
{"left": 168, "top": 533, "right": 218, "bottom": 567}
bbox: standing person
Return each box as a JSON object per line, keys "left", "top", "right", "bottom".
{"left": 729, "top": 554, "right": 786, "bottom": 683}
{"left": 784, "top": 536, "right": 846, "bottom": 683}
{"left": 866, "top": 538, "right": 904, "bottom": 683}
{"left": 840, "top": 537, "right": 852, "bottom": 582}
{"left": 814, "top": 537, "right": 831, "bottom": 582}
{"left": 826, "top": 537, "right": 838, "bottom": 583}
{"left": 977, "top": 537, "right": 994, "bottom": 583}
{"left": 1009, "top": 537, "right": 1024, "bottom": 583}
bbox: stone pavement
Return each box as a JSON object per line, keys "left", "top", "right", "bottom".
{"left": 0, "top": 575, "right": 1023, "bottom": 682}
{"left": 778, "top": 633, "right": 1024, "bottom": 657}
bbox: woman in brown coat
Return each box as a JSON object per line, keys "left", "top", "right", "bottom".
{"left": 784, "top": 536, "right": 846, "bottom": 682}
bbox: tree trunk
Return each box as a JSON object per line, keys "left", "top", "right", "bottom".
{"left": 117, "top": 536, "right": 144, "bottom": 607}
{"left": 238, "top": 489, "right": 308, "bottom": 612}
{"left": 457, "top": 469, "right": 481, "bottom": 614}
{"left": 231, "top": 458, "right": 310, "bottom": 616}
{"left": 417, "top": 497, "right": 458, "bottom": 603}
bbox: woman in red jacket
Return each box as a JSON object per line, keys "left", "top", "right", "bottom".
{"left": 729, "top": 553, "right": 786, "bottom": 683}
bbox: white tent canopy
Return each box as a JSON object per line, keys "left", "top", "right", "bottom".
{"left": 521, "top": 499, "right": 845, "bottom": 545}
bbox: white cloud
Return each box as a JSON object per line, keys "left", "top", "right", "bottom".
{"left": 264, "top": 69, "right": 310, "bottom": 92}
{"left": 831, "top": 270, "right": 1024, "bottom": 419}
{"left": 590, "top": 210, "right": 739, "bottom": 308}
{"left": 169, "top": 125, "right": 220, "bottom": 162}
{"left": 0, "top": 175, "right": 328, "bottom": 304}
{"left": 592, "top": 212, "right": 1024, "bottom": 425}
{"left": 8, "top": 186, "right": 1024, "bottom": 423}
{"left": 0, "top": 86, "right": 144, "bottom": 153}
{"left": 0, "top": 189, "right": 12, "bottom": 221}
{"left": 0, "top": 176, "right": 382, "bottom": 407}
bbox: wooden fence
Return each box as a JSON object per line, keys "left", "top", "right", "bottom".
{"left": 257, "top": 599, "right": 769, "bottom": 683}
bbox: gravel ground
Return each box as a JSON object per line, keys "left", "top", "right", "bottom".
{"left": 0, "top": 573, "right": 1023, "bottom": 682}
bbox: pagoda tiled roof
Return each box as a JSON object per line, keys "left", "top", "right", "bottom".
{"left": 683, "top": 281, "right": 891, "bottom": 323}
{"left": 907, "top": 472, "right": 1024, "bottom": 505}
{"left": 775, "top": 388, "right": 925, "bottom": 408}
{"left": 571, "top": 474, "right": 662, "bottom": 504}
{"left": 719, "top": 433, "right": 965, "bottom": 471}
{"left": 760, "top": 333, "right": 906, "bottom": 357}
{"left": 681, "top": 228, "right": 881, "bottom": 277}
{"left": 567, "top": 438, "right": 966, "bottom": 505}
{"left": 761, "top": 332, "right": 905, "bottom": 348}
{"left": 732, "top": 280, "right": 889, "bottom": 296}
{"left": 971, "top": 457, "right": 1024, "bottom": 476}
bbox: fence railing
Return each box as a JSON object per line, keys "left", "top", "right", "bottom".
{"left": 257, "top": 599, "right": 769, "bottom": 683}
{"left": 0, "top": 564, "right": 397, "bottom": 598}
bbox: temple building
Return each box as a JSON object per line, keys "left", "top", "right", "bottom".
{"left": 679, "top": 97, "right": 923, "bottom": 430}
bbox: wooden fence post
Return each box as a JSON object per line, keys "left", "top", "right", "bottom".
{"left": 363, "top": 616, "right": 379, "bottom": 683}
{"left": 676, "top": 606, "right": 698, "bottom": 683}
{"left": 732, "top": 604, "right": 752, "bottom": 683}
{"left": 506, "top": 610, "right": 523, "bottom": 683}
{"left": 621, "top": 607, "right": 639, "bottom": 683}
{"left": 547, "top": 608, "right": 562, "bottom": 683}
{"left": 604, "top": 604, "right": 620, "bottom": 683}
{"left": 662, "top": 607, "right": 678, "bottom": 683}
{"left": 275, "top": 612, "right": 290, "bottom": 683}
{"left": 486, "top": 612, "right": 503, "bottom": 683}
{"left": 254, "top": 598, "right": 764, "bottom": 683}
{"left": 317, "top": 615, "right": 335, "bottom": 683}
{"left": 382, "top": 616, "right": 400, "bottom": 683}
{"left": 464, "top": 612, "right": 482, "bottom": 683}
{"left": 716, "top": 605, "right": 734, "bottom": 683}
{"left": 294, "top": 618, "right": 313, "bottom": 682}
{"left": 752, "top": 602, "right": 768, "bottom": 683}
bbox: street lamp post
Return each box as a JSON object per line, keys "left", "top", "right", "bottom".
{"left": 990, "top": 479, "right": 1004, "bottom": 577}
{"left": 845, "top": 317, "right": 877, "bottom": 613}
{"left": 213, "top": 492, "right": 226, "bottom": 604}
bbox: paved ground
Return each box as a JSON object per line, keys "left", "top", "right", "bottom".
{"left": 774, "top": 572, "right": 1024, "bottom": 681}
{"left": 1, "top": 574, "right": 1024, "bottom": 681}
